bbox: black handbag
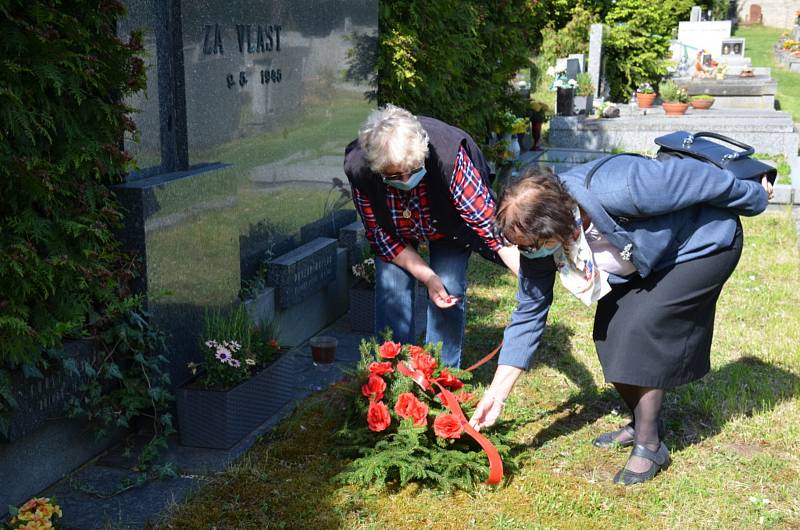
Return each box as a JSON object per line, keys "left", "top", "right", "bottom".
{"left": 654, "top": 131, "right": 777, "bottom": 184}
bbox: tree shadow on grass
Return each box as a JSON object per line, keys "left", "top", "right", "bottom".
{"left": 519, "top": 355, "right": 799, "bottom": 454}
{"left": 462, "top": 277, "right": 799, "bottom": 457}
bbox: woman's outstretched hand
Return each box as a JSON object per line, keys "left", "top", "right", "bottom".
{"left": 469, "top": 392, "right": 505, "bottom": 432}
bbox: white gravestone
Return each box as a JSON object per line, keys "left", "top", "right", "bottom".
{"left": 690, "top": 5, "right": 702, "bottom": 22}
{"left": 674, "top": 20, "right": 732, "bottom": 60}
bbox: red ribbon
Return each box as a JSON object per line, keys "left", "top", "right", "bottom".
{"left": 398, "top": 360, "right": 503, "bottom": 485}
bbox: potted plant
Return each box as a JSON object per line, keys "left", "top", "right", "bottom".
{"left": 658, "top": 80, "right": 690, "bottom": 116}
{"left": 349, "top": 247, "right": 427, "bottom": 333}
{"left": 176, "top": 307, "right": 281, "bottom": 449}
{"left": 690, "top": 93, "right": 715, "bottom": 110}
{"left": 574, "top": 72, "right": 594, "bottom": 115}
{"left": 510, "top": 116, "right": 529, "bottom": 153}
{"left": 528, "top": 100, "right": 551, "bottom": 151}
{"left": 635, "top": 82, "right": 657, "bottom": 108}
{"left": 493, "top": 110, "right": 522, "bottom": 160}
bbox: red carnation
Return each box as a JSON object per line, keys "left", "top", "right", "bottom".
{"left": 367, "top": 400, "right": 391, "bottom": 432}
{"left": 394, "top": 392, "right": 429, "bottom": 427}
{"left": 378, "top": 341, "right": 402, "bottom": 359}
{"left": 368, "top": 361, "right": 394, "bottom": 375}
{"left": 455, "top": 390, "right": 476, "bottom": 403}
{"left": 434, "top": 368, "right": 464, "bottom": 390}
{"left": 433, "top": 413, "right": 463, "bottom": 439}
{"left": 361, "top": 374, "right": 386, "bottom": 401}
{"left": 411, "top": 350, "right": 437, "bottom": 379}
{"left": 408, "top": 345, "right": 427, "bottom": 357}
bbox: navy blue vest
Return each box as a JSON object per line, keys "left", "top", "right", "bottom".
{"left": 344, "top": 116, "right": 500, "bottom": 262}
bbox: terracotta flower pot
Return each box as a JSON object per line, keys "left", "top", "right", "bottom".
{"left": 636, "top": 92, "right": 657, "bottom": 108}
{"left": 662, "top": 102, "right": 689, "bottom": 116}
{"left": 690, "top": 98, "right": 715, "bottom": 110}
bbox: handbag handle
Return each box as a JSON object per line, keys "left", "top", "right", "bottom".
{"left": 686, "top": 132, "right": 755, "bottom": 161}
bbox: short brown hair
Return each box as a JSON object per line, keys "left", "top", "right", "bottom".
{"left": 495, "top": 167, "right": 577, "bottom": 248}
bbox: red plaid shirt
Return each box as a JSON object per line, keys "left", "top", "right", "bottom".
{"left": 353, "top": 146, "right": 503, "bottom": 261}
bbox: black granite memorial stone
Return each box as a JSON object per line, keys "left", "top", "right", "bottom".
{"left": 566, "top": 57, "right": 581, "bottom": 80}
{"left": 267, "top": 237, "right": 338, "bottom": 309}
{"left": 116, "top": 0, "right": 377, "bottom": 384}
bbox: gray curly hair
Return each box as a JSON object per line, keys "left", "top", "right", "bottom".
{"left": 358, "top": 104, "right": 429, "bottom": 174}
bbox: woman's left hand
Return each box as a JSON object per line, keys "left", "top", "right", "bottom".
{"left": 424, "top": 274, "right": 459, "bottom": 309}
{"left": 762, "top": 175, "right": 774, "bottom": 201}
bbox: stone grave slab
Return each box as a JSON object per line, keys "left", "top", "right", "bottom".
{"left": 268, "top": 237, "right": 338, "bottom": 309}
{"left": 566, "top": 57, "right": 581, "bottom": 80}
{"left": 338, "top": 220, "right": 368, "bottom": 267}
{"left": 588, "top": 24, "right": 604, "bottom": 99}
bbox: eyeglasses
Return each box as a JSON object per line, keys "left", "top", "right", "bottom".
{"left": 381, "top": 166, "right": 425, "bottom": 182}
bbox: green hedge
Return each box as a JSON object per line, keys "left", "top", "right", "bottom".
{"left": 377, "top": 0, "right": 547, "bottom": 140}
{"left": 0, "top": 1, "right": 145, "bottom": 367}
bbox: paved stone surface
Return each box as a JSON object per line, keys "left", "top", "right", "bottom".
{"left": 40, "top": 315, "right": 376, "bottom": 530}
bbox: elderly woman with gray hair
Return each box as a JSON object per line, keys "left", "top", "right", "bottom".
{"left": 344, "top": 104, "right": 520, "bottom": 367}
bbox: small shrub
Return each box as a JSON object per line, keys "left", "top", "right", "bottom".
{"left": 0, "top": 0, "right": 145, "bottom": 367}
{"left": 659, "top": 80, "right": 689, "bottom": 103}
{"left": 576, "top": 72, "right": 594, "bottom": 96}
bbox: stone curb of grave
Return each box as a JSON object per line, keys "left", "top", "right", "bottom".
{"left": 39, "top": 318, "right": 373, "bottom": 530}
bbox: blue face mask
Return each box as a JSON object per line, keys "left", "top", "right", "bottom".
{"left": 518, "top": 242, "right": 562, "bottom": 260}
{"left": 383, "top": 166, "right": 427, "bottom": 191}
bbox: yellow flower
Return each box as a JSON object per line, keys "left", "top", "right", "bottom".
{"left": 35, "top": 504, "right": 54, "bottom": 519}
{"left": 20, "top": 499, "right": 38, "bottom": 513}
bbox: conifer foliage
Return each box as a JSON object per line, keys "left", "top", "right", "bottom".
{"left": 0, "top": 1, "right": 145, "bottom": 366}
{"left": 336, "top": 338, "right": 517, "bottom": 491}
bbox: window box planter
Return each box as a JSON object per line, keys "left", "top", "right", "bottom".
{"left": 349, "top": 282, "right": 375, "bottom": 332}
{"left": 348, "top": 282, "right": 428, "bottom": 333}
{"left": 176, "top": 367, "right": 279, "bottom": 449}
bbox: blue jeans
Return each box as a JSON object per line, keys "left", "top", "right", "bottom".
{"left": 374, "top": 240, "right": 470, "bottom": 367}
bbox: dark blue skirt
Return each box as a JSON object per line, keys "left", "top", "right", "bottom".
{"left": 592, "top": 222, "right": 744, "bottom": 389}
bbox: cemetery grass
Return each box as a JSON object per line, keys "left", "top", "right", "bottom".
{"left": 734, "top": 25, "right": 800, "bottom": 121}
{"left": 157, "top": 210, "right": 800, "bottom": 529}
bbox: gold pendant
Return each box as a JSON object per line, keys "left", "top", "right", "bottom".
{"left": 402, "top": 209, "right": 412, "bottom": 219}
